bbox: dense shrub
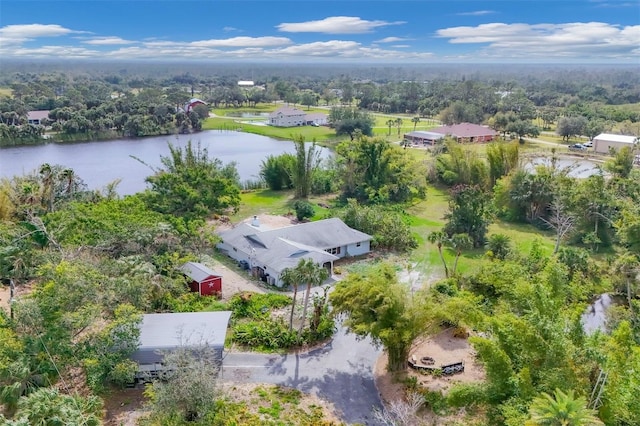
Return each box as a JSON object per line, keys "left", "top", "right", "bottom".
{"left": 293, "top": 200, "right": 315, "bottom": 221}
{"left": 228, "top": 293, "right": 291, "bottom": 319}
{"left": 338, "top": 199, "right": 417, "bottom": 252}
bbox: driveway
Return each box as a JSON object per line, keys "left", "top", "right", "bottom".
{"left": 221, "top": 321, "right": 384, "bottom": 425}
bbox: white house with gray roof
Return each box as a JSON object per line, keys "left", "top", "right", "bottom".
{"left": 216, "top": 218, "right": 372, "bottom": 287}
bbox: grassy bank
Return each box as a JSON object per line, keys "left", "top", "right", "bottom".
{"left": 202, "top": 116, "right": 338, "bottom": 142}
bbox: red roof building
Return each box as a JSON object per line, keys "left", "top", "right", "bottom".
{"left": 430, "top": 123, "right": 497, "bottom": 143}
{"left": 179, "top": 262, "right": 222, "bottom": 297}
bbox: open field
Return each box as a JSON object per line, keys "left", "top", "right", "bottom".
{"left": 0, "top": 87, "right": 12, "bottom": 97}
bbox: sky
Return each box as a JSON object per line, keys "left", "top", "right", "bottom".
{"left": 0, "top": 0, "right": 638, "bottom": 64}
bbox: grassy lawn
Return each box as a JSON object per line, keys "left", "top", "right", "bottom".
{"left": 203, "top": 116, "right": 337, "bottom": 142}
{"left": 0, "top": 87, "right": 12, "bottom": 97}
{"left": 232, "top": 189, "right": 334, "bottom": 222}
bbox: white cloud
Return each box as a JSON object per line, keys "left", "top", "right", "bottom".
{"left": 277, "top": 16, "right": 405, "bottom": 34}
{"left": 0, "top": 24, "right": 81, "bottom": 46}
{"left": 190, "top": 36, "right": 292, "bottom": 48}
{"left": 375, "top": 36, "right": 413, "bottom": 43}
{"left": 83, "top": 36, "right": 135, "bottom": 45}
{"left": 223, "top": 26, "right": 240, "bottom": 32}
{"left": 457, "top": 10, "right": 495, "bottom": 16}
{"left": 437, "top": 22, "right": 640, "bottom": 59}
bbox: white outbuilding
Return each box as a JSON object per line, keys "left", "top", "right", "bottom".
{"left": 592, "top": 133, "right": 638, "bottom": 154}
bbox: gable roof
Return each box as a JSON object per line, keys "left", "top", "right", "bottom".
{"left": 594, "top": 133, "right": 637, "bottom": 144}
{"left": 218, "top": 218, "right": 372, "bottom": 275}
{"left": 27, "top": 110, "right": 50, "bottom": 121}
{"left": 269, "top": 106, "right": 306, "bottom": 118}
{"left": 405, "top": 131, "right": 445, "bottom": 139}
{"left": 430, "top": 123, "right": 497, "bottom": 138}
{"left": 137, "top": 311, "right": 232, "bottom": 351}
{"left": 179, "top": 262, "right": 221, "bottom": 283}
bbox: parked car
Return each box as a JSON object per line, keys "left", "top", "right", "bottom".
{"left": 583, "top": 141, "right": 593, "bottom": 148}
{"left": 569, "top": 143, "right": 587, "bottom": 151}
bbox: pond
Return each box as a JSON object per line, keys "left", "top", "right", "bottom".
{"left": 0, "top": 131, "right": 330, "bottom": 195}
{"left": 525, "top": 156, "right": 605, "bottom": 178}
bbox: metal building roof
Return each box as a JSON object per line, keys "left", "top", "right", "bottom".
{"left": 179, "top": 262, "right": 221, "bottom": 283}
{"left": 137, "top": 311, "right": 232, "bottom": 351}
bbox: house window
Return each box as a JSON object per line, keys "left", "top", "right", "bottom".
{"left": 326, "top": 247, "right": 341, "bottom": 255}
{"left": 356, "top": 242, "right": 361, "bottom": 247}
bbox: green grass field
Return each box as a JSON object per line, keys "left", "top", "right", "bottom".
{"left": 202, "top": 116, "right": 337, "bottom": 142}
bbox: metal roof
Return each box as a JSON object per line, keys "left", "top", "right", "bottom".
{"left": 405, "top": 131, "right": 445, "bottom": 139}
{"left": 594, "top": 133, "right": 637, "bottom": 144}
{"left": 179, "top": 262, "right": 221, "bottom": 283}
{"left": 137, "top": 311, "right": 232, "bottom": 351}
{"left": 430, "top": 123, "right": 497, "bottom": 138}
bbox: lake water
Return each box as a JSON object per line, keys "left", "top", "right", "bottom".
{"left": 0, "top": 131, "right": 329, "bottom": 195}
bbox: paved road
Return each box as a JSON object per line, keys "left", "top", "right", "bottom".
{"left": 221, "top": 322, "right": 384, "bottom": 425}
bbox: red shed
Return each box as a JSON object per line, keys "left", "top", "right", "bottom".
{"left": 179, "top": 262, "right": 222, "bottom": 297}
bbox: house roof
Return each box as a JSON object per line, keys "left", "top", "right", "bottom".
{"left": 269, "top": 107, "right": 306, "bottom": 118}
{"left": 238, "top": 80, "right": 254, "bottom": 86}
{"left": 304, "top": 113, "right": 328, "bottom": 120}
{"left": 218, "top": 218, "right": 372, "bottom": 274}
{"left": 254, "top": 238, "right": 338, "bottom": 275}
{"left": 405, "top": 131, "right": 445, "bottom": 139}
{"left": 27, "top": 110, "right": 50, "bottom": 121}
{"left": 188, "top": 98, "right": 206, "bottom": 105}
{"left": 180, "top": 262, "right": 221, "bottom": 283}
{"left": 430, "top": 123, "right": 497, "bottom": 138}
{"left": 138, "top": 311, "right": 232, "bottom": 351}
{"left": 594, "top": 133, "right": 638, "bottom": 144}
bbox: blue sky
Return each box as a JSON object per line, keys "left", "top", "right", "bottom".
{"left": 0, "top": 0, "right": 638, "bottom": 63}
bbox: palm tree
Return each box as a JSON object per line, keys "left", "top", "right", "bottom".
{"left": 280, "top": 266, "right": 302, "bottom": 331}
{"left": 526, "top": 388, "right": 603, "bottom": 426}
{"left": 39, "top": 163, "right": 54, "bottom": 212}
{"left": 394, "top": 118, "right": 403, "bottom": 136}
{"left": 450, "top": 233, "right": 473, "bottom": 276}
{"left": 411, "top": 116, "right": 420, "bottom": 130}
{"left": 297, "top": 258, "right": 329, "bottom": 336}
{"left": 60, "top": 168, "right": 76, "bottom": 196}
{"left": 428, "top": 231, "right": 449, "bottom": 278}
{"left": 486, "top": 233, "right": 513, "bottom": 260}
{"left": 386, "top": 119, "right": 395, "bottom": 136}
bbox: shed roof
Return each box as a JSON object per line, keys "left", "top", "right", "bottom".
{"left": 594, "top": 133, "right": 637, "bottom": 144}
{"left": 27, "top": 110, "right": 50, "bottom": 121}
{"left": 430, "top": 123, "right": 497, "bottom": 138}
{"left": 179, "top": 262, "right": 221, "bottom": 283}
{"left": 138, "top": 311, "right": 231, "bottom": 351}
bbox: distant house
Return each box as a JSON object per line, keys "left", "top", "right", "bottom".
{"left": 238, "top": 80, "right": 255, "bottom": 87}
{"left": 429, "top": 123, "right": 497, "bottom": 143}
{"left": 131, "top": 311, "right": 232, "bottom": 380}
{"left": 185, "top": 98, "right": 207, "bottom": 113}
{"left": 179, "top": 262, "right": 222, "bottom": 297}
{"left": 592, "top": 133, "right": 638, "bottom": 154}
{"left": 217, "top": 217, "right": 372, "bottom": 287}
{"left": 27, "top": 110, "right": 50, "bottom": 125}
{"left": 268, "top": 107, "right": 307, "bottom": 127}
{"left": 403, "top": 131, "right": 445, "bottom": 145}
